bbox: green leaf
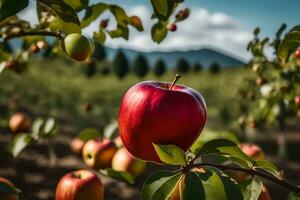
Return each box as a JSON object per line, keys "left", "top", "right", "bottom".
{"left": 141, "top": 170, "right": 181, "bottom": 200}
{"left": 81, "top": 3, "right": 109, "bottom": 28}
{"left": 77, "top": 128, "right": 100, "bottom": 141}
{"left": 31, "top": 118, "right": 45, "bottom": 139}
{"left": 39, "top": 0, "right": 80, "bottom": 25}
{"left": 195, "top": 139, "right": 253, "bottom": 168}
{"left": 93, "top": 29, "right": 106, "bottom": 44}
{"left": 288, "top": 192, "right": 300, "bottom": 200}
{"left": 49, "top": 16, "right": 81, "bottom": 34}
{"left": 100, "top": 168, "right": 134, "bottom": 185}
{"left": 278, "top": 26, "right": 300, "bottom": 62}
{"left": 103, "top": 120, "right": 118, "bottom": 139}
{"left": 9, "top": 134, "right": 33, "bottom": 157}
{"left": 151, "top": 0, "right": 174, "bottom": 21}
{"left": 0, "top": 0, "right": 28, "bottom": 22}
{"left": 107, "top": 25, "right": 129, "bottom": 40}
{"left": 254, "top": 160, "right": 282, "bottom": 179}
{"left": 153, "top": 144, "right": 186, "bottom": 166}
{"left": 151, "top": 20, "right": 168, "bottom": 44}
{"left": 197, "top": 170, "right": 243, "bottom": 200}
{"left": 240, "top": 178, "right": 263, "bottom": 200}
{"left": 64, "top": 0, "right": 89, "bottom": 11}
{"left": 0, "top": 181, "right": 21, "bottom": 195}
{"left": 108, "top": 5, "right": 130, "bottom": 40}
{"left": 183, "top": 171, "right": 205, "bottom": 200}
{"left": 44, "top": 118, "right": 56, "bottom": 134}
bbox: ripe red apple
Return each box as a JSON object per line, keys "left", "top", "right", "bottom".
{"left": 55, "top": 170, "right": 104, "bottom": 200}
{"left": 82, "top": 139, "right": 118, "bottom": 169}
{"left": 112, "top": 147, "right": 146, "bottom": 177}
{"left": 295, "top": 49, "right": 300, "bottom": 59}
{"left": 167, "top": 23, "right": 177, "bottom": 32}
{"left": 118, "top": 77, "right": 207, "bottom": 163}
{"left": 295, "top": 96, "right": 300, "bottom": 106}
{"left": 70, "top": 138, "right": 86, "bottom": 155}
{"left": 9, "top": 112, "right": 31, "bottom": 133}
{"left": 0, "top": 177, "right": 19, "bottom": 200}
{"left": 239, "top": 143, "right": 265, "bottom": 160}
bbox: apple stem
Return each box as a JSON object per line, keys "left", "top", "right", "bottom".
{"left": 169, "top": 74, "right": 181, "bottom": 90}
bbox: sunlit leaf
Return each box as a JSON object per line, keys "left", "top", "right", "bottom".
{"left": 141, "top": 170, "right": 181, "bottom": 200}
{"left": 151, "top": 20, "right": 168, "bottom": 43}
{"left": 81, "top": 3, "right": 108, "bottom": 28}
{"left": 9, "top": 134, "right": 33, "bottom": 157}
{"left": 103, "top": 120, "right": 118, "bottom": 139}
{"left": 64, "top": 0, "right": 89, "bottom": 12}
{"left": 278, "top": 26, "right": 300, "bottom": 62}
{"left": 153, "top": 143, "right": 186, "bottom": 166}
{"left": 100, "top": 168, "right": 134, "bottom": 184}
{"left": 77, "top": 128, "right": 100, "bottom": 141}
{"left": 151, "top": 0, "right": 174, "bottom": 21}
{"left": 240, "top": 178, "right": 263, "bottom": 200}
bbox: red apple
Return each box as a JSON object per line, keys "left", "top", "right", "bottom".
{"left": 118, "top": 78, "right": 207, "bottom": 163}
{"left": 0, "top": 177, "right": 19, "bottom": 200}
{"left": 112, "top": 147, "right": 146, "bottom": 177}
{"left": 167, "top": 23, "right": 177, "bottom": 32}
{"left": 9, "top": 112, "right": 31, "bottom": 133}
{"left": 31, "top": 44, "right": 40, "bottom": 54}
{"left": 295, "top": 96, "right": 300, "bottom": 106}
{"left": 295, "top": 49, "right": 300, "bottom": 59}
{"left": 82, "top": 139, "right": 118, "bottom": 169}
{"left": 70, "top": 138, "right": 86, "bottom": 154}
{"left": 55, "top": 170, "right": 104, "bottom": 200}
{"left": 239, "top": 143, "right": 265, "bottom": 160}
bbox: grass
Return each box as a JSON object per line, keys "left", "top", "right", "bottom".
{"left": 0, "top": 58, "right": 252, "bottom": 134}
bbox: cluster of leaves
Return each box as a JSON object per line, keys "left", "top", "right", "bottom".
{"left": 141, "top": 136, "right": 287, "bottom": 200}
{"left": 9, "top": 117, "right": 59, "bottom": 157}
{"left": 237, "top": 24, "right": 300, "bottom": 131}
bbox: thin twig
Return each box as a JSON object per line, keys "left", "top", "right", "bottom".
{"left": 3, "top": 31, "right": 64, "bottom": 42}
{"left": 190, "top": 162, "right": 300, "bottom": 192}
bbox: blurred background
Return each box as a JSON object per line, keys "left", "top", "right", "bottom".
{"left": 0, "top": 0, "right": 299, "bottom": 199}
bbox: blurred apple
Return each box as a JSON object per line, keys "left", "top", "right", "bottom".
{"left": 239, "top": 143, "right": 265, "bottom": 160}
{"left": 82, "top": 139, "right": 118, "bottom": 169}
{"left": 112, "top": 147, "right": 146, "bottom": 177}
{"left": 113, "top": 136, "right": 123, "bottom": 148}
{"left": 259, "top": 185, "right": 271, "bottom": 200}
{"left": 0, "top": 177, "right": 19, "bottom": 200}
{"left": 70, "top": 138, "right": 85, "bottom": 154}
{"left": 9, "top": 112, "right": 31, "bottom": 133}
{"left": 55, "top": 170, "right": 104, "bottom": 200}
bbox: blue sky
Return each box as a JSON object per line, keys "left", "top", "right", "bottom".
{"left": 21, "top": 0, "right": 300, "bottom": 60}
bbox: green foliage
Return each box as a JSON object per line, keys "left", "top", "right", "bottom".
{"left": 113, "top": 50, "right": 130, "bottom": 79}
{"left": 103, "top": 120, "right": 118, "bottom": 139}
{"left": 193, "top": 62, "right": 203, "bottom": 72}
{"left": 9, "top": 134, "right": 33, "bottom": 157}
{"left": 209, "top": 62, "right": 221, "bottom": 74}
{"left": 153, "top": 58, "right": 167, "bottom": 77}
{"left": 132, "top": 54, "right": 149, "bottom": 78}
{"left": 0, "top": 0, "right": 28, "bottom": 22}
{"left": 278, "top": 25, "right": 300, "bottom": 62}
{"left": 77, "top": 128, "right": 100, "bottom": 141}
{"left": 153, "top": 144, "right": 186, "bottom": 166}
{"left": 151, "top": 20, "right": 168, "bottom": 44}
{"left": 175, "top": 57, "right": 190, "bottom": 74}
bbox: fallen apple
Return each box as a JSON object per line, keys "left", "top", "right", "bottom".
{"left": 70, "top": 138, "right": 86, "bottom": 155}
{"left": 55, "top": 170, "right": 104, "bottom": 200}
{"left": 9, "top": 112, "right": 31, "bottom": 133}
{"left": 112, "top": 147, "right": 146, "bottom": 177}
{"left": 82, "top": 139, "right": 118, "bottom": 169}
{"left": 118, "top": 75, "right": 207, "bottom": 163}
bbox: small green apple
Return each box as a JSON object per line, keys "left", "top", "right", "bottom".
{"left": 64, "top": 33, "right": 93, "bottom": 61}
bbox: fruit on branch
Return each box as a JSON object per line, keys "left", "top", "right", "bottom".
{"left": 239, "top": 143, "right": 265, "bottom": 160}
{"left": 70, "top": 138, "right": 86, "bottom": 154}
{"left": 295, "top": 96, "right": 300, "bottom": 106}
{"left": 55, "top": 170, "right": 104, "bottom": 200}
{"left": 259, "top": 185, "right": 271, "bottom": 200}
{"left": 31, "top": 43, "right": 40, "bottom": 54}
{"left": 0, "top": 177, "right": 19, "bottom": 200}
{"left": 118, "top": 77, "right": 207, "bottom": 163}
{"left": 175, "top": 8, "right": 190, "bottom": 21}
{"left": 100, "top": 19, "right": 109, "bottom": 29}
{"left": 295, "top": 49, "right": 300, "bottom": 59}
{"left": 64, "top": 34, "right": 93, "bottom": 62}
{"left": 112, "top": 147, "right": 146, "bottom": 177}
{"left": 256, "top": 77, "right": 266, "bottom": 86}
{"left": 130, "top": 16, "right": 142, "bottom": 28}
{"left": 9, "top": 112, "right": 31, "bottom": 133}
{"left": 82, "top": 102, "right": 92, "bottom": 112}
{"left": 82, "top": 139, "right": 118, "bottom": 169}
{"left": 167, "top": 23, "right": 177, "bottom": 32}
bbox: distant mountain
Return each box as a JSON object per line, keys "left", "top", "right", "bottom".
{"left": 104, "top": 46, "right": 246, "bottom": 68}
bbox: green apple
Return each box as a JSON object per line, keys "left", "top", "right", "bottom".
{"left": 64, "top": 33, "right": 93, "bottom": 61}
